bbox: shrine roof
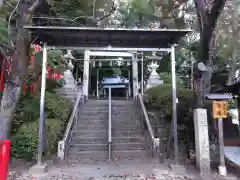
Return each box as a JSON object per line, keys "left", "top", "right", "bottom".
{"left": 215, "top": 82, "right": 240, "bottom": 94}
{"left": 23, "top": 25, "right": 191, "bottom": 49}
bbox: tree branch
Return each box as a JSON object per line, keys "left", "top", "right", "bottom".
{"left": 28, "top": 0, "right": 42, "bottom": 13}
{"left": 208, "top": 0, "right": 226, "bottom": 28}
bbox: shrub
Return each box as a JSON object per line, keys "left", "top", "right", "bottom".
{"left": 144, "top": 84, "right": 195, "bottom": 147}
{"left": 11, "top": 83, "right": 72, "bottom": 161}
{"left": 144, "top": 84, "right": 193, "bottom": 124}
{"left": 46, "top": 78, "right": 65, "bottom": 92}
{"left": 159, "top": 72, "right": 183, "bottom": 86}
{"left": 11, "top": 118, "right": 64, "bottom": 161}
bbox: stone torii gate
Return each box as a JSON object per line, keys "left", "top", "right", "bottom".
{"left": 23, "top": 25, "right": 190, "bottom": 172}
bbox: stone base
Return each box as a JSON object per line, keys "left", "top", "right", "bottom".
{"left": 29, "top": 164, "right": 48, "bottom": 176}
{"left": 198, "top": 172, "right": 213, "bottom": 180}
{"left": 218, "top": 165, "right": 227, "bottom": 176}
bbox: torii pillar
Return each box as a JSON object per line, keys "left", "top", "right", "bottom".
{"left": 132, "top": 53, "right": 138, "bottom": 98}
{"left": 83, "top": 50, "right": 90, "bottom": 99}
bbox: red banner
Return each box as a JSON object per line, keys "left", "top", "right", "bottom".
{"left": 24, "top": 84, "right": 34, "bottom": 93}
{"left": 0, "top": 140, "right": 11, "bottom": 180}
{"left": 47, "top": 73, "right": 63, "bottom": 80}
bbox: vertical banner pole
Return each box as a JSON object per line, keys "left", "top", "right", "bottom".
{"left": 37, "top": 42, "right": 47, "bottom": 165}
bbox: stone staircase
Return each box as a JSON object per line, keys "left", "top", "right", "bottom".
{"left": 69, "top": 99, "right": 146, "bottom": 161}
{"left": 69, "top": 100, "right": 109, "bottom": 160}
{"left": 55, "top": 70, "right": 78, "bottom": 102}
{"left": 111, "top": 100, "right": 146, "bottom": 159}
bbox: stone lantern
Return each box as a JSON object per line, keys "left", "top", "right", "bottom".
{"left": 146, "top": 52, "right": 163, "bottom": 89}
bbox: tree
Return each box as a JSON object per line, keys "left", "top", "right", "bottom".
{"left": 117, "top": 0, "right": 189, "bottom": 28}
{"left": 116, "top": 0, "right": 160, "bottom": 27}
{"left": 193, "top": 0, "right": 226, "bottom": 107}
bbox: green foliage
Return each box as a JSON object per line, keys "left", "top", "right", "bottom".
{"left": 118, "top": 0, "right": 159, "bottom": 27}
{"left": 11, "top": 118, "right": 64, "bottom": 161}
{"left": 144, "top": 84, "right": 193, "bottom": 123}
{"left": 144, "top": 84, "right": 195, "bottom": 146}
{"left": 0, "top": 19, "right": 10, "bottom": 48}
{"left": 34, "top": 50, "right": 67, "bottom": 74}
{"left": 159, "top": 72, "right": 183, "bottom": 85}
{"left": 46, "top": 79, "right": 65, "bottom": 92}
{"left": 11, "top": 78, "right": 72, "bottom": 161}
{"left": 48, "top": 0, "right": 112, "bottom": 26}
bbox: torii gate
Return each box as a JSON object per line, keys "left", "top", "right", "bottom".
{"left": 82, "top": 50, "right": 138, "bottom": 99}
{"left": 23, "top": 25, "right": 190, "bottom": 172}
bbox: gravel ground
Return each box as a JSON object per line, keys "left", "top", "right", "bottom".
{"left": 8, "top": 159, "right": 240, "bottom": 180}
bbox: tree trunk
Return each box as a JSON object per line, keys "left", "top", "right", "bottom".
{"left": 193, "top": 0, "right": 226, "bottom": 107}
{"left": 193, "top": 0, "right": 226, "bottom": 161}
{"left": 1, "top": 0, "right": 40, "bottom": 140}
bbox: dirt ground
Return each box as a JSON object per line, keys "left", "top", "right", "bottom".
{"left": 7, "top": 158, "right": 240, "bottom": 180}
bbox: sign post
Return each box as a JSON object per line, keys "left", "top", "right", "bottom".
{"left": 212, "top": 101, "right": 228, "bottom": 176}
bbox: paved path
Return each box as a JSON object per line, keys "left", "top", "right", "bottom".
{"left": 8, "top": 159, "right": 240, "bottom": 180}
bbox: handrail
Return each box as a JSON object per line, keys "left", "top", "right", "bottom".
{"left": 108, "top": 86, "right": 112, "bottom": 160}
{"left": 136, "top": 93, "right": 160, "bottom": 148}
{"left": 57, "top": 88, "right": 84, "bottom": 160}
{"left": 63, "top": 91, "right": 83, "bottom": 142}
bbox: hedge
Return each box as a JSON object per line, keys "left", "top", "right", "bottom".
{"left": 143, "top": 84, "right": 195, "bottom": 147}
{"left": 143, "top": 83, "right": 228, "bottom": 152}
{"left": 11, "top": 79, "right": 72, "bottom": 161}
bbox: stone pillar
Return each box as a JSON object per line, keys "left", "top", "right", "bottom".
{"left": 132, "top": 54, "right": 138, "bottom": 97}
{"left": 83, "top": 50, "right": 90, "bottom": 99}
{"left": 193, "top": 108, "right": 210, "bottom": 172}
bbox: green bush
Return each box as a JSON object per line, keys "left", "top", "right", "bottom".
{"left": 11, "top": 118, "right": 64, "bottom": 161}
{"left": 159, "top": 72, "right": 183, "bottom": 86}
{"left": 11, "top": 81, "right": 72, "bottom": 161}
{"left": 144, "top": 84, "right": 193, "bottom": 123}
{"left": 144, "top": 84, "right": 195, "bottom": 146}
{"left": 46, "top": 78, "right": 65, "bottom": 92}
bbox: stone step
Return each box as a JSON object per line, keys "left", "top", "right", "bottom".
{"left": 112, "top": 137, "right": 144, "bottom": 143}
{"left": 112, "top": 143, "right": 145, "bottom": 151}
{"left": 75, "top": 124, "right": 107, "bottom": 131}
{"left": 76, "top": 119, "right": 141, "bottom": 126}
{"left": 75, "top": 124, "right": 142, "bottom": 130}
{"left": 71, "top": 136, "right": 144, "bottom": 144}
{"left": 72, "top": 130, "right": 143, "bottom": 137}
{"left": 111, "top": 100, "right": 135, "bottom": 105}
{"left": 82, "top": 107, "right": 108, "bottom": 111}
{"left": 72, "top": 130, "right": 107, "bottom": 137}
{"left": 71, "top": 137, "right": 107, "bottom": 144}
{"left": 78, "top": 115, "right": 108, "bottom": 121}
{"left": 70, "top": 143, "right": 107, "bottom": 151}
{"left": 111, "top": 150, "right": 147, "bottom": 159}
{"left": 112, "top": 130, "right": 143, "bottom": 137}
{"left": 112, "top": 114, "right": 135, "bottom": 119}
{"left": 80, "top": 112, "right": 108, "bottom": 116}
{"left": 84, "top": 100, "right": 109, "bottom": 106}
{"left": 68, "top": 151, "right": 108, "bottom": 160}
{"left": 112, "top": 125, "right": 142, "bottom": 132}
{"left": 68, "top": 150, "right": 146, "bottom": 160}
{"left": 71, "top": 142, "right": 145, "bottom": 151}
{"left": 112, "top": 120, "right": 141, "bottom": 125}
{"left": 77, "top": 120, "right": 107, "bottom": 125}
